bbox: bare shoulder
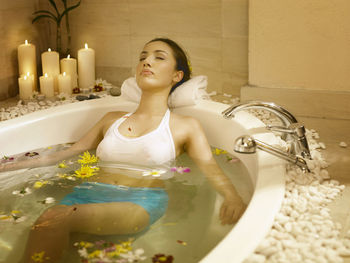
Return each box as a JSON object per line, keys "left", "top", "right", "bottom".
{"left": 170, "top": 112, "right": 203, "bottom": 129}
{"left": 169, "top": 112, "right": 205, "bottom": 141}
{"left": 101, "top": 111, "right": 129, "bottom": 135}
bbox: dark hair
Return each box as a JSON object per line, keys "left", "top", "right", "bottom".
{"left": 147, "top": 38, "right": 191, "bottom": 94}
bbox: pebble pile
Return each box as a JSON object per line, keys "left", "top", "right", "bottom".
{"left": 244, "top": 110, "right": 349, "bottom": 263}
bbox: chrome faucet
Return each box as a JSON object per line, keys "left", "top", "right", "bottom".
{"left": 222, "top": 101, "right": 312, "bottom": 160}
{"left": 234, "top": 135, "right": 310, "bottom": 172}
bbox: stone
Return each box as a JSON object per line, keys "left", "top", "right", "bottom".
{"left": 88, "top": 94, "right": 100, "bottom": 100}
{"left": 76, "top": 95, "right": 89, "bottom": 101}
{"left": 110, "top": 87, "right": 121, "bottom": 96}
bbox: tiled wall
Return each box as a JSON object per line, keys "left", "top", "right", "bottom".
{"left": 0, "top": 0, "right": 248, "bottom": 101}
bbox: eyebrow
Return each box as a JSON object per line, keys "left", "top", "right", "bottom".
{"left": 140, "top": 50, "right": 168, "bottom": 55}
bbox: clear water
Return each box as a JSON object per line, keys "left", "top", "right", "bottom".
{"left": 0, "top": 144, "right": 253, "bottom": 263}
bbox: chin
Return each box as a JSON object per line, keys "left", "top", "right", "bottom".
{"left": 136, "top": 77, "right": 158, "bottom": 90}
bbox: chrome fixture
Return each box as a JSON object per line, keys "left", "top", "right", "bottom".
{"left": 222, "top": 101, "right": 297, "bottom": 126}
{"left": 234, "top": 135, "right": 310, "bottom": 172}
{"left": 222, "top": 101, "right": 311, "bottom": 160}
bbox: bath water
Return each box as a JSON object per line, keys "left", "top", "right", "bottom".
{"left": 0, "top": 144, "right": 253, "bottom": 263}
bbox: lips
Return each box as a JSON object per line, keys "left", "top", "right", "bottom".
{"left": 141, "top": 69, "right": 153, "bottom": 75}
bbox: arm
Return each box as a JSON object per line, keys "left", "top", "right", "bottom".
{"left": 184, "top": 117, "right": 246, "bottom": 224}
{"left": 0, "top": 112, "right": 115, "bottom": 172}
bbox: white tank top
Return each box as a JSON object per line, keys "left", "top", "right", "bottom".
{"left": 96, "top": 109, "right": 176, "bottom": 167}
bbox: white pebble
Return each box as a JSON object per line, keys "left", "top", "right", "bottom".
{"left": 319, "top": 142, "right": 326, "bottom": 149}
{"left": 339, "top": 141, "right": 348, "bottom": 148}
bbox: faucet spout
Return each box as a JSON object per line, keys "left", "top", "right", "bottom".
{"left": 222, "top": 101, "right": 298, "bottom": 127}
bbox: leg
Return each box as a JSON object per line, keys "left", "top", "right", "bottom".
{"left": 22, "top": 202, "right": 150, "bottom": 263}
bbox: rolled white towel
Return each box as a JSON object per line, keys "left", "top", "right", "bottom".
{"left": 120, "top": 75, "right": 211, "bottom": 108}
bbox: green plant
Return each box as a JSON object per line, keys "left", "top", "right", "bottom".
{"left": 32, "top": 0, "right": 81, "bottom": 56}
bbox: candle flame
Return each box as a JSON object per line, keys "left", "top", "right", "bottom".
{"left": 67, "top": 54, "right": 71, "bottom": 59}
{"left": 44, "top": 73, "right": 48, "bottom": 77}
{"left": 48, "top": 48, "right": 51, "bottom": 52}
{"left": 26, "top": 72, "right": 30, "bottom": 76}
{"left": 24, "top": 76, "right": 27, "bottom": 80}
{"left": 25, "top": 40, "right": 28, "bottom": 45}
{"left": 85, "top": 43, "right": 88, "bottom": 49}
{"left": 63, "top": 72, "right": 66, "bottom": 76}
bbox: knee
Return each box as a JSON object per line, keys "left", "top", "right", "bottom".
{"left": 33, "top": 205, "right": 75, "bottom": 230}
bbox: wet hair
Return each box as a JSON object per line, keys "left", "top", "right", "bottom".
{"left": 147, "top": 38, "right": 191, "bottom": 94}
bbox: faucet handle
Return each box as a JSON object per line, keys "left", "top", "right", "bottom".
{"left": 267, "top": 123, "right": 306, "bottom": 137}
{"left": 268, "top": 123, "right": 312, "bottom": 160}
{"left": 266, "top": 125, "right": 295, "bottom": 134}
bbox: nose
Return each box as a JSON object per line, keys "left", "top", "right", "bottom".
{"left": 143, "top": 61, "right": 151, "bottom": 68}
{"left": 142, "top": 55, "right": 152, "bottom": 67}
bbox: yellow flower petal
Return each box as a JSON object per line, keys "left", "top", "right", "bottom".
{"left": 31, "top": 251, "right": 46, "bottom": 262}
{"left": 34, "top": 181, "right": 49, "bottom": 189}
{"left": 78, "top": 151, "right": 99, "bottom": 165}
{"left": 74, "top": 165, "right": 99, "bottom": 178}
{"left": 58, "top": 161, "right": 68, "bottom": 168}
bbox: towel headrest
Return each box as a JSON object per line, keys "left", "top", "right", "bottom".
{"left": 120, "top": 75, "right": 211, "bottom": 108}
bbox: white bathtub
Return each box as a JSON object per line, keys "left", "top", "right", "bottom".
{"left": 0, "top": 96, "right": 285, "bottom": 263}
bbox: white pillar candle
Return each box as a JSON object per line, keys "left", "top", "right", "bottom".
{"left": 58, "top": 72, "right": 72, "bottom": 95}
{"left": 78, "top": 43, "right": 95, "bottom": 89}
{"left": 41, "top": 48, "right": 60, "bottom": 92}
{"left": 60, "top": 54, "right": 78, "bottom": 88}
{"left": 40, "top": 73, "right": 54, "bottom": 98}
{"left": 21, "top": 72, "right": 35, "bottom": 91}
{"left": 18, "top": 75, "right": 33, "bottom": 100}
{"left": 17, "top": 40, "right": 37, "bottom": 91}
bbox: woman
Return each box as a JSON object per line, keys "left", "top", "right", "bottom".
{"left": 2, "top": 38, "right": 246, "bottom": 262}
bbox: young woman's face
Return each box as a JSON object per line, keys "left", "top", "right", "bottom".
{"left": 136, "top": 41, "right": 183, "bottom": 93}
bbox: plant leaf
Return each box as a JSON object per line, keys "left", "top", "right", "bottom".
{"left": 32, "top": 15, "right": 57, "bottom": 24}
{"left": 58, "top": 0, "right": 81, "bottom": 23}
{"left": 48, "top": 0, "right": 60, "bottom": 16}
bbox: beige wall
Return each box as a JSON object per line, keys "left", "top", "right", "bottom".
{"left": 0, "top": 0, "right": 248, "bottom": 101}
{"left": 0, "top": 0, "right": 47, "bottom": 101}
{"left": 54, "top": 0, "right": 249, "bottom": 95}
{"left": 249, "top": 0, "right": 350, "bottom": 92}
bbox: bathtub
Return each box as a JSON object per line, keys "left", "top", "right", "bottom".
{"left": 0, "top": 96, "right": 285, "bottom": 263}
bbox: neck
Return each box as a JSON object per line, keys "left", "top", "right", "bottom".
{"left": 135, "top": 90, "right": 169, "bottom": 116}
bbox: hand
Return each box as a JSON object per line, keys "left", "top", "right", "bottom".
{"left": 0, "top": 161, "right": 24, "bottom": 173}
{"left": 219, "top": 197, "right": 246, "bottom": 225}
{"left": 0, "top": 161, "right": 14, "bottom": 173}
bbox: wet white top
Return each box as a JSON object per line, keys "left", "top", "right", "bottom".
{"left": 96, "top": 109, "right": 176, "bottom": 167}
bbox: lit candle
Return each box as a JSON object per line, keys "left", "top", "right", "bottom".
{"left": 41, "top": 48, "right": 60, "bottom": 92}
{"left": 58, "top": 72, "right": 72, "bottom": 94}
{"left": 18, "top": 75, "right": 33, "bottom": 100}
{"left": 78, "top": 43, "right": 95, "bottom": 89}
{"left": 17, "top": 40, "right": 37, "bottom": 91}
{"left": 21, "top": 72, "right": 35, "bottom": 91}
{"left": 60, "top": 54, "right": 78, "bottom": 88}
{"left": 39, "top": 73, "right": 54, "bottom": 97}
